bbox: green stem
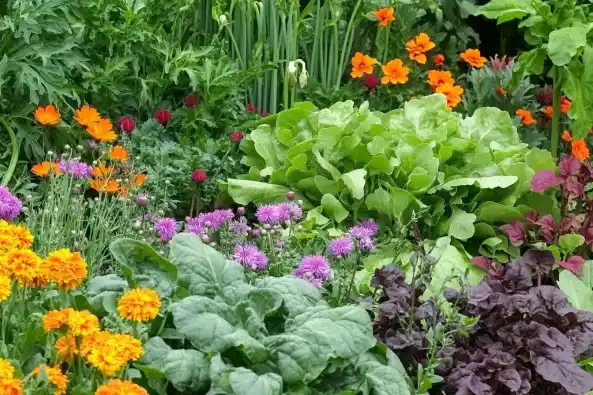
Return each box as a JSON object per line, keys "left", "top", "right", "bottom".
{"left": 225, "top": 25, "right": 245, "bottom": 69}
{"left": 1, "top": 118, "right": 18, "bottom": 186}
{"left": 551, "top": 65, "right": 563, "bottom": 159}
{"left": 335, "top": 0, "right": 363, "bottom": 89}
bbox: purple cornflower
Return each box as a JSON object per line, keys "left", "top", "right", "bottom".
{"left": 58, "top": 159, "right": 93, "bottom": 179}
{"left": 349, "top": 225, "right": 374, "bottom": 240}
{"left": 195, "top": 209, "right": 234, "bottom": 232}
{"left": 256, "top": 204, "right": 281, "bottom": 224}
{"left": 293, "top": 255, "right": 331, "bottom": 287}
{"left": 0, "top": 186, "right": 22, "bottom": 221}
{"left": 251, "top": 229, "right": 261, "bottom": 237}
{"left": 328, "top": 237, "right": 353, "bottom": 257}
{"left": 229, "top": 217, "right": 249, "bottom": 234}
{"left": 186, "top": 217, "right": 205, "bottom": 235}
{"left": 233, "top": 243, "right": 268, "bottom": 269}
{"left": 277, "top": 202, "right": 302, "bottom": 221}
{"left": 358, "top": 237, "right": 376, "bottom": 252}
{"left": 359, "top": 220, "right": 378, "bottom": 235}
{"left": 154, "top": 217, "right": 177, "bottom": 242}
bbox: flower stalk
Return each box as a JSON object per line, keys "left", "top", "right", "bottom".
{"left": 1, "top": 118, "right": 18, "bottom": 186}
{"left": 551, "top": 65, "right": 563, "bottom": 159}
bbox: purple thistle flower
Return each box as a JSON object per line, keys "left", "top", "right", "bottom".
{"left": 58, "top": 159, "right": 93, "bottom": 179}
{"left": 229, "top": 217, "right": 250, "bottom": 234}
{"left": 186, "top": 217, "right": 206, "bottom": 235}
{"left": 359, "top": 220, "right": 378, "bottom": 235}
{"left": 155, "top": 217, "right": 177, "bottom": 242}
{"left": 187, "top": 209, "right": 234, "bottom": 234}
{"left": 256, "top": 204, "right": 281, "bottom": 224}
{"left": 277, "top": 202, "right": 303, "bottom": 221}
{"left": 358, "top": 237, "right": 376, "bottom": 253}
{"left": 0, "top": 186, "right": 23, "bottom": 221}
{"left": 233, "top": 243, "right": 268, "bottom": 269}
{"left": 329, "top": 237, "right": 353, "bottom": 257}
{"left": 293, "top": 255, "right": 331, "bottom": 286}
{"left": 349, "top": 225, "right": 374, "bottom": 241}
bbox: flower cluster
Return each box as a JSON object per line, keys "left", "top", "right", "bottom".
{"left": 426, "top": 69, "right": 463, "bottom": 109}
{"left": 233, "top": 243, "right": 268, "bottom": 270}
{"left": 96, "top": 379, "right": 148, "bottom": 395}
{"left": 293, "top": 255, "right": 331, "bottom": 287}
{"left": 0, "top": 186, "right": 22, "bottom": 221}
{"left": 117, "top": 287, "right": 161, "bottom": 322}
{"left": 256, "top": 203, "right": 302, "bottom": 224}
{"left": 33, "top": 365, "right": 68, "bottom": 395}
{"left": 0, "top": 359, "right": 22, "bottom": 395}
{"left": 186, "top": 209, "right": 235, "bottom": 236}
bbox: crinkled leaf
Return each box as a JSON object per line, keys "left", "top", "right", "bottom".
{"left": 254, "top": 276, "right": 322, "bottom": 317}
{"left": 530, "top": 170, "right": 564, "bottom": 192}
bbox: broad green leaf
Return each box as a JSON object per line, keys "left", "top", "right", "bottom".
{"left": 227, "top": 179, "right": 311, "bottom": 207}
{"left": 510, "top": 48, "right": 546, "bottom": 88}
{"left": 312, "top": 149, "right": 341, "bottom": 181}
{"left": 168, "top": 234, "right": 244, "bottom": 297}
{"left": 342, "top": 169, "right": 367, "bottom": 200}
{"left": 354, "top": 352, "right": 412, "bottom": 395}
{"left": 402, "top": 94, "right": 459, "bottom": 142}
{"left": 525, "top": 148, "right": 556, "bottom": 172}
{"left": 365, "top": 188, "right": 392, "bottom": 218}
{"left": 437, "top": 176, "right": 518, "bottom": 191}
{"left": 86, "top": 274, "right": 127, "bottom": 315}
{"left": 558, "top": 234, "right": 585, "bottom": 253}
{"left": 390, "top": 187, "right": 423, "bottom": 224}
{"left": 460, "top": 107, "right": 521, "bottom": 150}
{"left": 110, "top": 239, "right": 177, "bottom": 297}
{"left": 320, "top": 194, "right": 349, "bottom": 223}
{"left": 250, "top": 125, "right": 282, "bottom": 169}
{"left": 448, "top": 208, "right": 476, "bottom": 241}
{"left": 583, "top": 261, "right": 593, "bottom": 288}
{"left": 558, "top": 270, "right": 593, "bottom": 313}
{"left": 547, "top": 23, "right": 592, "bottom": 66}
{"left": 254, "top": 276, "right": 322, "bottom": 317}
{"left": 475, "top": 201, "right": 524, "bottom": 223}
{"left": 210, "top": 362, "right": 283, "bottom": 395}
{"left": 475, "top": 0, "right": 537, "bottom": 23}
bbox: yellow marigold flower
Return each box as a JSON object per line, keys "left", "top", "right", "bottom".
{"left": 41, "top": 249, "right": 87, "bottom": 290}
{"left": 0, "top": 359, "right": 15, "bottom": 379}
{"left": 5, "top": 249, "right": 41, "bottom": 287}
{"left": 0, "top": 377, "right": 22, "bottom": 395}
{"left": 80, "top": 331, "right": 110, "bottom": 358}
{"left": 55, "top": 335, "right": 78, "bottom": 360}
{"left": 75, "top": 105, "right": 101, "bottom": 128}
{"left": 95, "top": 379, "right": 148, "bottom": 395}
{"left": 34, "top": 105, "right": 61, "bottom": 126}
{"left": 67, "top": 310, "right": 100, "bottom": 337}
{"left": 33, "top": 365, "right": 68, "bottom": 395}
{"left": 0, "top": 277, "right": 11, "bottom": 302}
{"left": 117, "top": 288, "right": 161, "bottom": 322}
{"left": 42, "top": 308, "right": 74, "bottom": 333}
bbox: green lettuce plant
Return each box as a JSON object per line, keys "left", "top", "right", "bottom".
{"left": 88, "top": 234, "right": 412, "bottom": 395}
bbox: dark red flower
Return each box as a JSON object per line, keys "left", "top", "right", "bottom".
{"left": 191, "top": 169, "right": 207, "bottom": 184}
{"left": 117, "top": 116, "right": 136, "bottom": 134}
{"left": 286, "top": 191, "right": 295, "bottom": 201}
{"left": 185, "top": 94, "right": 199, "bottom": 108}
{"left": 246, "top": 103, "right": 257, "bottom": 113}
{"left": 154, "top": 109, "right": 171, "bottom": 126}
{"left": 364, "top": 74, "right": 379, "bottom": 90}
{"left": 536, "top": 87, "right": 553, "bottom": 106}
{"left": 230, "top": 130, "right": 244, "bottom": 143}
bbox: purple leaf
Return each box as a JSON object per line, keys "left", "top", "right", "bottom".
{"left": 564, "top": 177, "right": 584, "bottom": 199}
{"left": 500, "top": 221, "right": 527, "bottom": 245}
{"left": 558, "top": 256, "right": 585, "bottom": 277}
{"left": 530, "top": 170, "right": 564, "bottom": 192}
{"left": 535, "top": 215, "right": 556, "bottom": 244}
{"left": 523, "top": 249, "right": 555, "bottom": 275}
{"left": 497, "top": 369, "right": 522, "bottom": 392}
{"left": 560, "top": 214, "right": 583, "bottom": 235}
{"left": 559, "top": 154, "right": 581, "bottom": 179}
{"left": 531, "top": 354, "right": 593, "bottom": 394}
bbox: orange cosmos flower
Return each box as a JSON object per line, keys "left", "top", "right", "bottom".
{"left": 515, "top": 109, "right": 536, "bottom": 126}
{"left": 543, "top": 106, "right": 553, "bottom": 119}
{"left": 561, "top": 96, "right": 572, "bottom": 113}
{"left": 75, "top": 105, "right": 101, "bottom": 128}
{"left": 109, "top": 145, "right": 128, "bottom": 162}
{"left": 34, "top": 105, "right": 61, "bottom": 126}
{"left": 435, "top": 83, "right": 464, "bottom": 109}
{"left": 31, "top": 162, "right": 62, "bottom": 177}
{"left": 572, "top": 139, "right": 590, "bottom": 162}
{"left": 87, "top": 119, "right": 117, "bottom": 142}
{"left": 90, "top": 179, "right": 120, "bottom": 193}
{"left": 350, "top": 52, "right": 377, "bottom": 78}
{"left": 406, "top": 33, "right": 435, "bottom": 64}
{"left": 381, "top": 59, "right": 409, "bottom": 85}
{"left": 92, "top": 161, "right": 113, "bottom": 178}
{"left": 434, "top": 54, "right": 445, "bottom": 66}
{"left": 496, "top": 86, "right": 505, "bottom": 96}
{"left": 460, "top": 48, "right": 487, "bottom": 68}
{"left": 427, "top": 70, "right": 454, "bottom": 89}
{"left": 132, "top": 173, "right": 147, "bottom": 186}
{"left": 562, "top": 130, "right": 572, "bottom": 142}
{"left": 373, "top": 8, "right": 395, "bottom": 27}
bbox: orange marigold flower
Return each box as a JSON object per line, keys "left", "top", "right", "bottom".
{"left": 434, "top": 54, "right": 445, "bottom": 66}
{"left": 5, "top": 249, "right": 42, "bottom": 287}
{"left": 92, "top": 162, "right": 113, "bottom": 178}
{"left": 90, "top": 179, "right": 119, "bottom": 193}
{"left": 95, "top": 379, "right": 148, "bottom": 395}
{"left": 496, "top": 86, "right": 505, "bottom": 96}
{"left": 40, "top": 249, "right": 87, "bottom": 290}
{"left": 515, "top": 109, "right": 536, "bottom": 126}
{"left": 0, "top": 277, "right": 11, "bottom": 302}
{"left": 83, "top": 331, "right": 143, "bottom": 376}
{"left": 427, "top": 70, "right": 454, "bottom": 89}
{"left": 436, "top": 83, "right": 464, "bottom": 109}
{"left": 117, "top": 288, "right": 161, "bottom": 322}
{"left": 350, "top": 52, "right": 377, "bottom": 78}
{"left": 34, "top": 105, "right": 61, "bottom": 126}
{"left": 87, "top": 119, "right": 117, "bottom": 142}
{"left": 31, "top": 162, "right": 62, "bottom": 177}
{"left": 460, "top": 48, "right": 487, "bottom": 68}
{"left": 0, "top": 223, "right": 32, "bottom": 251}
{"left": 0, "top": 359, "right": 15, "bottom": 379}
{"left": 561, "top": 96, "right": 572, "bottom": 113}
{"left": 75, "top": 105, "right": 101, "bottom": 128}
{"left": 406, "top": 33, "right": 435, "bottom": 64}
{"left": 108, "top": 145, "right": 128, "bottom": 162}
{"left": 55, "top": 335, "right": 78, "bottom": 360}
{"left": 380, "top": 59, "right": 409, "bottom": 85}
{"left": 0, "top": 378, "right": 22, "bottom": 395}
{"left": 572, "top": 139, "right": 590, "bottom": 162}
{"left": 543, "top": 106, "right": 553, "bottom": 119}
{"left": 67, "top": 310, "right": 100, "bottom": 337}
{"left": 33, "top": 365, "right": 68, "bottom": 395}
{"left": 43, "top": 308, "right": 74, "bottom": 333}
{"left": 562, "top": 130, "right": 572, "bottom": 142}
{"left": 132, "top": 173, "right": 147, "bottom": 186}
{"left": 373, "top": 8, "right": 395, "bottom": 27}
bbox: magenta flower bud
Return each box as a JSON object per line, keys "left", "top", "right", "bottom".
{"left": 135, "top": 194, "right": 148, "bottom": 206}
{"left": 286, "top": 191, "right": 295, "bottom": 201}
{"left": 237, "top": 207, "right": 246, "bottom": 216}
{"left": 87, "top": 140, "right": 97, "bottom": 149}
